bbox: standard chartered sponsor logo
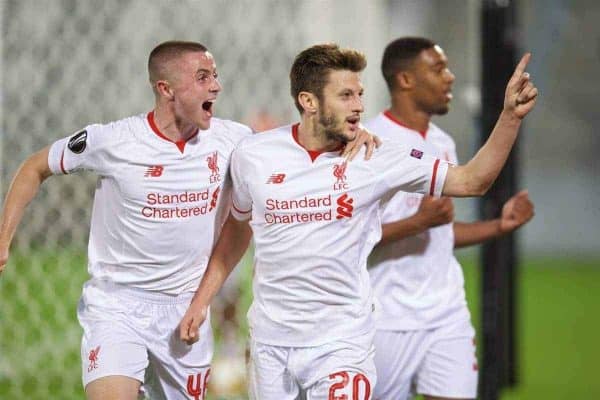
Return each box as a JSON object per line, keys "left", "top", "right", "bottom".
{"left": 335, "top": 193, "right": 354, "bottom": 220}
{"left": 265, "top": 194, "right": 331, "bottom": 210}
{"left": 265, "top": 209, "right": 333, "bottom": 224}
{"left": 264, "top": 194, "right": 332, "bottom": 224}
{"left": 264, "top": 193, "right": 354, "bottom": 224}
{"left": 146, "top": 190, "right": 210, "bottom": 205}
{"left": 141, "top": 188, "right": 219, "bottom": 219}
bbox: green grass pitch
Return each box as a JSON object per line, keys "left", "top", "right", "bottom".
{"left": 0, "top": 249, "right": 598, "bottom": 399}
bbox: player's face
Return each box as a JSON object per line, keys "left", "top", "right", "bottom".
{"left": 411, "top": 45, "right": 455, "bottom": 115}
{"left": 170, "top": 51, "right": 221, "bottom": 130}
{"left": 317, "top": 69, "right": 364, "bottom": 143}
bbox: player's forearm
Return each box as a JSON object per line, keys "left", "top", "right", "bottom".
{"left": 0, "top": 150, "right": 52, "bottom": 247}
{"left": 377, "top": 215, "right": 430, "bottom": 248}
{"left": 443, "top": 111, "right": 521, "bottom": 197}
{"left": 453, "top": 220, "right": 504, "bottom": 248}
{"left": 190, "top": 215, "right": 252, "bottom": 307}
{"left": 466, "top": 111, "right": 522, "bottom": 192}
{"left": 190, "top": 258, "right": 232, "bottom": 309}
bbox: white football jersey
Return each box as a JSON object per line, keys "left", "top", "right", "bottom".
{"left": 229, "top": 123, "right": 449, "bottom": 347}
{"left": 48, "top": 112, "right": 252, "bottom": 295}
{"left": 366, "top": 111, "right": 470, "bottom": 331}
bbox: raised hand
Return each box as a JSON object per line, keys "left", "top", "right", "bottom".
{"left": 504, "top": 53, "right": 539, "bottom": 119}
{"left": 500, "top": 190, "right": 535, "bottom": 233}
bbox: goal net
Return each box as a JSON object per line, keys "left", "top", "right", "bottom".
{"left": 0, "top": 1, "right": 304, "bottom": 398}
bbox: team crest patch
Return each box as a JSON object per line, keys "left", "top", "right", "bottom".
{"left": 206, "top": 152, "right": 220, "bottom": 183}
{"left": 68, "top": 130, "right": 88, "bottom": 154}
{"left": 410, "top": 148, "right": 423, "bottom": 159}
{"left": 87, "top": 345, "right": 101, "bottom": 372}
{"left": 333, "top": 161, "right": 349, "bottom": 190}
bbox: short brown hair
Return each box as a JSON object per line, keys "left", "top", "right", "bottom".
{"left": 148, "top": 41, "right": 208, "bottom": 86}
{"left": 290, "top": 43, "right": 367, "bottom": 113}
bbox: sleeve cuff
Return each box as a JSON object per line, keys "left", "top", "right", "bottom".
{"left": 231, "top": 201, "right": 251, "bottom": 221}
{"left": 429, "top": 159, "right": 449, "bottom": 197}
{"left": 48, "top": 138, "right": 69, "bottom": 175}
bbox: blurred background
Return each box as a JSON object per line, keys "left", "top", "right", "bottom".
{"left": 0, "top": 0, "right": 598, "bottom": 398}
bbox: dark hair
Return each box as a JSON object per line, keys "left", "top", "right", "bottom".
{"left": 148, "top": 41, "right": 208, "bottom": 84}
{"left": 290, "top": 43, "right": 367, "bottom": 113}
{"left": 381, "top": 37, "right": 436, "bottom": 90}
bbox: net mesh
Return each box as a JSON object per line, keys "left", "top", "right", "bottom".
{"left": 0, "top": 0, "right": 303, "bottom": 398}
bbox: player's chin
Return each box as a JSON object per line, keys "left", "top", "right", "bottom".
{"left": 344, "top": 124, "right": 359, "bottom": 141}
{"left": 196, "top": 117, "right": 212, "bottom": 130}
{"left": 434, "top": 104, "right": 450, "bottom": 115}
{"left": 344, "top": 132, "right": 358, "bottom": 143}
{"left": 195, "top": 106, "right": 214, "bottom": 130}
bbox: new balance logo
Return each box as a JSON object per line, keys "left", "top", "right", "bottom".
{"left": 144, "top": 165, "right": 164, "bottom": 177}
{"left": 336, "top": 193, "right": 354, "bottom": 219}
{"left": 266, "top": 174, "right": 286, "bottom": 184}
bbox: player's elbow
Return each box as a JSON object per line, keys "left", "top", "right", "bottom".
{"left": 21, "top": 149, "right": 52, "bottom": 182}
{"left": 448, "top": 182, "right": 487, "bottom": 198}
{"left": 445, "top": 167, "right": 492, "bottom": 197}
{"left": 469, "top": 179, "right": 491, "bottom": 197}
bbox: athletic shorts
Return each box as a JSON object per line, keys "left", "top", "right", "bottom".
{"left": 373, "top": 318, "right": 478, "bottom": 400}
{"left": 77, "top": 279, "right": 213, "bottom": 399}
{"left": 248, "top": 330, "right": 376, "bottom": 400}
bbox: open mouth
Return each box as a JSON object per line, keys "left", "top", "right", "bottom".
{"left": 444, "top": 88, "right": 453, "bottom": 101}
{"left": 346, "top": 116, "right": 361, "bottom": 130}
{"left": 202, "top": 101, "right": 214, "bottom": 115}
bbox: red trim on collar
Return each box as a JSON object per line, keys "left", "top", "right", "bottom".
{"left": 383, "top": 110, "right": 427, "bottom": 139}
{"left": 291, "top": 123, "right": 344, "bottom": 162}
{"left": 147, "top": 111, "right": 199, "bottom": 153}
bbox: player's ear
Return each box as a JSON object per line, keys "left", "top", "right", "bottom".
{"left": 396, "top": 71, "right": 414, "bottom": 90}
{"left": 298, "top": 91, "right": 318, "bottom": 114}
{"left": 156, "top": 80, "right": 174, "bottom": 100}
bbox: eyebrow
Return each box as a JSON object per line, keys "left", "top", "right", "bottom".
{"left": 338, "top": 87, "right": 363, "bottom": 94}
{"left": 195, "top": 68, "right": 215, "bottom": 75}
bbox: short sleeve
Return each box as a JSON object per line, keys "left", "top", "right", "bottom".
{"left": 229, "top": 146, "right": 252, "bottom": 221}
{"left": 369, "top": 139, "right": 449, "bottom": 199}
{"left": 220, "top": 120, "right": 254, "bottom": 147}
{"left": 47, "top": 124, "right": 109, "bottom": 175}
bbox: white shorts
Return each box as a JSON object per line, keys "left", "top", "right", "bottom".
{"left": 77, "top": 279, "right": 213, "bottom": 399}
{"left": 373, "top": 318, "right": 478, "bottom": 400}
{"left": 249, "top": 330, "right": 376, "bottom": 400}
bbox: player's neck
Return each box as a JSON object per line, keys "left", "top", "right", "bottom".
{"left": 297, "top": 117, "right": 342, "bottom": 152}
{"left": 389, "top": 97, "right": 431, "bottom": 134}
{"left": 152, "top": 108, "right": 198, "bottom": 142}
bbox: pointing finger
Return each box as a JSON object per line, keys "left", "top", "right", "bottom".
{"left": 511, "top": 53, "right": 531, "bottom": 82}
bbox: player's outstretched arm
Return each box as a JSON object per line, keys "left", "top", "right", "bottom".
{"left": 179, "top": 213, "right": 252, "bottom": 345}
{"left": 376, "top": 195, "right": 454, "bottom": 247}
{"left": 0, "top": 147, "right": 53, "bottom": 274}
{"left": 453, "top": 189, "right": 534, "bottom": 248}
{"left": 442, "top": 53, "right": 538, "bottom": 197}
